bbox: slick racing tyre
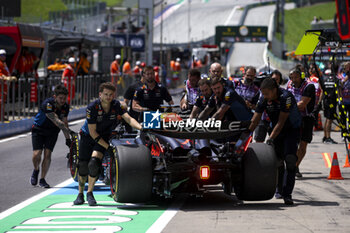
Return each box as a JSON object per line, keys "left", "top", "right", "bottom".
{"left": 110, "top": 144, "right": 152, "bottom": 203}
{"left": 236, "top": 143, "right": 277, "bottom": 201}
{"left": 67, "top": 133, "right": 79, "bottom": 182}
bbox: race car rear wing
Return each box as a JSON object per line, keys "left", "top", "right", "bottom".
{"left": 149, "top": 120, "right": 250, "bottom": 139}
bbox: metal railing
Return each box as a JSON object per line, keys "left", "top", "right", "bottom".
{"left": 0, "top": 66, "right": 210, "bottom": 123}
{"left": 0, "top": 74, "right": 109, "bottom": 122}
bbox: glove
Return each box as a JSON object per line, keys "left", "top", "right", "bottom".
{"left": 141, "top": 127, "right": 150, "bottom": 133}
{"left": 106, "top": 146, "right": 115, "bottom": 156}
{"left": 266, "top": 138, "right": 274, "bottom": 147}
{"left": 69, "top": 130, "right": 76, "bottom": 136}
{"left": 65, "top": 138, "right": 72, "bottom": 148}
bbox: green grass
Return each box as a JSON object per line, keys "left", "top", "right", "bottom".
{"left": 101, "top": 0, "right": 123, "bottom": 7}
{"left": 15, "top": 0, "right": 123, "bottom": 23}
{"left": 277, "top": 2, "right": 336, "bottom": 51}
{"left": 16, "top": 0, "right": 67, "bottom": 23}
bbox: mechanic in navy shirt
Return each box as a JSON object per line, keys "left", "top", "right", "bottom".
{"left": 249, "top": 78, "right": 301, "bottom": 205}
{"left": 198, "top": 76, "right": 252, "bottom": 121}
{"left": 287, "top": 68, "right": 316, "bottom": 178}
{"left": 133, "top": 66, "right": 174, "bottom": 120}
{"left": 74, "top": 82, "right": 142, "bottom": 206}
{"left": 123, "top": 69, "right": 145, "bottom": 131}
{"left": 30, "top": 85, "right": 71, "bottom": 188}
{"left": 190, "top": 78, "right": 214, "bottom": 118}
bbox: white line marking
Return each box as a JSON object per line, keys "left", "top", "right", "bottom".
{"left": 145, "top": 196, "right": 185, "bottom": 233}
{"left": 0, "top": 119, "right": 85, "bottom": 143}
{"left": 224, "top": 6, "right": 240, "bottom": 26}
{"left": 154, "top": 1, "right": 185, "bottom": 28}
{"left": 0, "top": 179, "right": 74, "bottom": 220}
{"left": 0, "top": 175, "right": 185, "bottom": 233}
{"left": 69, "top": 118, "right": 85, "bottom": 126}
{"left": 0, "top": 133, "right": 31, "bottom": 143}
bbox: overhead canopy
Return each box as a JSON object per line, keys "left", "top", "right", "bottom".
{"left": 48, "top": 37, "right": 100, "bottom": 51}
{"left": 42, "top": 27, "right": 117, "bottom": 51}
{"left": 17, "top": 23, "right": 45, "bottom": 48}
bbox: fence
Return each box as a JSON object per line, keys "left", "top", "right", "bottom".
{"left": 0, "top": 74, "right": 109, "bottom": 122}
{"left": 0, "top": 65, "right": 208, "bottom": 123}
{"left": 0, "top": 63, "right": 209, "bottom": 123}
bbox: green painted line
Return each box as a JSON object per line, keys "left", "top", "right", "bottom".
{"left": 0, "top": 194, "right": 170, "bottom": 232}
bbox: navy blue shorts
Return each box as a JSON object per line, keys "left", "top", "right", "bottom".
{"left": 31, "top": 127, "right": 59, "bottom": 151}
{"left": 79, "top": 133, "right": 108, "bottom": 162}
{"left": 274, "top": 128, "right": 300, "bottom": 159}
{"left": 300, "top": 116, "right": 314, "bottom": 143}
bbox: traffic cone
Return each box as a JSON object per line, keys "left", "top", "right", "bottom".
{"left": 328, "top": 152, "right": 344, "bottom": 180}
{"left": 344, "top": 143, "right": 350, "bottom": 168}
{"left": 344, "top": 154, "right": 350, "bottom": 168}
{"left": 314, "top": 113, "right": 323, "bottom": 131}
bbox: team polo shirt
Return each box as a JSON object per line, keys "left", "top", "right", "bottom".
{"left": 81, "top": 99, "right": 126, "bottom": 137}
{"left": 33, "top": 97, "right": 70, "bottom": 134}
{"left": 133, "top": 83, "right": 172, "bottom": 111}
{"left": 195, "top": 93, "right": 212, "bottom": 111}
{"left": 255, "top": 88, "right": 301, "bottom": 131}
{"left": 207, "top": 87, "right": 249, "bottom": 121}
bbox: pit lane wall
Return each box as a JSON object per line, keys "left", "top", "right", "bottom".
{"left": 0, "top": 107, "right": 86, "bottom": 138}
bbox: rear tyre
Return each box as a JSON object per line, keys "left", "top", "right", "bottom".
{"left": 236, "top": 143, "right": 277, "bottom": 201}
{"left": 110, "top": 144, "right": 152, "bottom": 203}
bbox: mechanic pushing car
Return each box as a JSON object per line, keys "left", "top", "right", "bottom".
{"left": 249, "top": 78, "right": 301, "bottom": 205}
{"left": 30, "top": 85, "right": 72, "bottom": 188}
{"left": 254, "top": 69, "right": 283, "bottom": 143}
{"left": 198, "top": 76, "right": 252, "bottom": 121}
{"left": 73, "top": 82, "right": 142, "bottom": 206}
{"left": 132, "top": 66, "right": 174, "bottom": 119}
{"left": 189, "top": 78, "right": 214, "bottom": 119}
{"left": 180, "top": 68, "right": 201, "bottom": 111}
{"left": 286, "top": 68, "right": 316, "bottom": 178}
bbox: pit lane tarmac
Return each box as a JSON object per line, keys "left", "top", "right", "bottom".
{"left": 0, "top": 180, "right": 182, "bottom": 233}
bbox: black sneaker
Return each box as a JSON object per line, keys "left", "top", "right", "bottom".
{"left": 30, "top": 169, "right": 39, "bottom": 186}
{"left": 87, "top": 192, "right": 97, "bottom": 206}
{"left": 295, "top": 167, "right": 303, "bottom": 178}
{"left": 328, "top": 138, "right": 338, "bottom": 144}
{"left": 284, "top": 196, "right": 294, "bottom": 205}
{"left": 275, "top": 192, "right": 283, "bottom": 199}
{"left": 39, "top": 178, "right": 50, "bottom": 188}
{"left": 322, "top": 136, "right": 327, "bottom": 143}
{"left": 324, "top": 138, "right": 338, "bottom": 144}
{"left": 73, "top": 193, "right": 85, "bottom": 205}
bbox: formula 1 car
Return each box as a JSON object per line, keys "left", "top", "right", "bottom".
{"left": 109, "top": 117, "right": 278, "bottom": 203}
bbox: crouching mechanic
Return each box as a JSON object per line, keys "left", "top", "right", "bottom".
{"left": 198, "top": 77, "right": 251, "bottom": 121}
{"left": 189, "top": 78, "right": 214, "bottom": 119}
{"left": 74, "top": 82, "right": 142, "bottom": 206}
{"left": 249, "top": 78, "right": 301, "bottom": 205}
{"left": 31, "top": 84, "right": 71, "bottom": 188}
